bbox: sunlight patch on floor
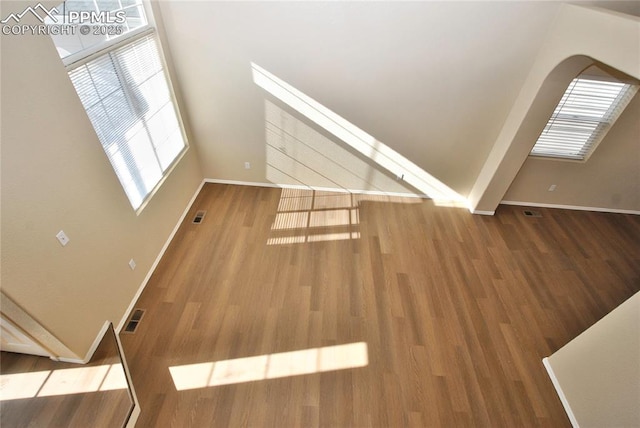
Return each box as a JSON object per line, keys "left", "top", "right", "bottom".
{"left": 267, "top": 188, "right": 423, "bottom": 245}
{"left": 0, "top": 364, "right": 127, "bottom": 401}
{"left": 268, "top": 189, "right": 361, "bottom": 245}
{"left": 169, "top": 342, "right": 369, "bottom": 391}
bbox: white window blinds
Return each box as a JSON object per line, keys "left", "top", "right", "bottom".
{"left": 68, "top": 34, "right": 186, "bottom": 210}
{"left": 531, "top": 77, "right": 637, "bottom": 160}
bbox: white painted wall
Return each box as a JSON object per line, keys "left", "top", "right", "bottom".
{"left": 545, "top": 292, "right": 640, "bottom": 427}
{"left": 157, "top": 2, "right": 639, "bottom": 214}
{"left": 156, "top": 1, "right": 559, "bottom": 197}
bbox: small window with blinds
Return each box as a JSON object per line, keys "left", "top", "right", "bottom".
{"left": 530, "top": 76, "right": 637, "bottom": 161}
{"left": 48, "top": 0, "right": 148, "bottom": 63}
{"left": 50, "top": 1, "right": 187, "bottom": 211}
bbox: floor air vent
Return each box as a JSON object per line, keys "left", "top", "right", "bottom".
{"left": 123, "top": 309, "right": 145, "bottom": 333}
{"left": 192, "top": 210, "right": 207, "bottom": 224}
{"left": 523, "top": 210, "right": 542, "bottom": 218}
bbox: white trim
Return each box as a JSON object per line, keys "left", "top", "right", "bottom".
{"left": 61, "top": 0, "right": 156, "bottom": 70}
{"left": 203, "top": 178, "right": 431, "bottom": 200}
{"left": 113, "top": 325, "right": 141, "bottom": 428}
{"left": 0, "top": 316, "right": 51, "bottom": 358}
{"left": 543, "top": 357, "right": 580, "bottom": 428}
{"left": 204, "top": 178, "right": 281, "bottom": 189}
{"left": 501, "top": 200, "right": 640, "bottom": 216}
{"left": 63, "top": 26, "right": 154, "bottom": 70}
{"left": 470, "top": 209, "right": 495, "bottom": 216}
{"left": 116, "top": 180, "right": 206, "bottom": 333}
{"left": 0, "top": 290, "right": 78, "bottom": 361}
{"left": 126, "top": 401, "right": 140, "bottom": 428}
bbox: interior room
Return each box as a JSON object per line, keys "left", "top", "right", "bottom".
{"left": 1, "top": 1, "right": 639, "bottom": 426}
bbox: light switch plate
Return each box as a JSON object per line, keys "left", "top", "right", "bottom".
{"left": 56, "top": 230, "right": 70, "bottom": 246}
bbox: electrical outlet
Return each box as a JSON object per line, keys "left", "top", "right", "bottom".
{"left": 548, "top": 184, "right": 557, "bottom": 192}
{"left": 129, "top": 259, "right": 136, "bottom": 270}
{"left": 56, "top": 230, "right": 70, "bottom": 246}
{"left": 244, "top": 162, "right": 251, "bottom": 169}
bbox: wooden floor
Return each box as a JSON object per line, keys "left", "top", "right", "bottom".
{"left": 1, "top": 326, "right": 133, "bottom": 428}
{"left": 120, "top": 183, "right": 640, "bottom": 427}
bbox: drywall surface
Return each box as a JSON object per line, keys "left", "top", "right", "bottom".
{"left": 0, "top": 1, "right": 203, "bottom": 358}
{"left": 503, "top": 93, "right": 640, "bottom": 212}
{"left": 546, "top": 292, "right": 640, "bottom": 427}
{"left": 469, "top": 4, "right": 640, "bottom": 214}
{"left": 156, "top": 1, "right": 559, "bottom": 198}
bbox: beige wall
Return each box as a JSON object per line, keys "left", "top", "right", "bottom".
{"left": 155, "top": 1, "right": 560, "bottom": 198}
{"left": 156, "top": 2, "right": 639, "bottom": 214}
{"left": 545, "top": 292, "right": 640, "bottom": 427}
{"left": 469, "top": 4, "right": 640, "bottom": 213}
{"left": 0, "top": 2, "right": 203, "bottom": 358}
{"left": 503, "top": 93, "right": 640, "bottom": 212}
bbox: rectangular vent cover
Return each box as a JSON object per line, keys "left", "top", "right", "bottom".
{"left": 123, "top": 308, "right": 145, "bottom": 334}
{"left": 523, "top": 210, "right": 542, "bottom": 218}
{"left": 193, "top": 210, "right": 207, "bottom": 224}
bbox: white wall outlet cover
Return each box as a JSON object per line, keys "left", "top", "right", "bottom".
{"left": 129, "top": 259, "right": 136, "bottom": 270}
{"left": 56, "top": 230, "right": 70, "bottom": 246}
{"left": 244, "top": 162, "right": 251, "bottom": 169}
{"left": 548, "top": 184, "right": 557, "bottom": 192}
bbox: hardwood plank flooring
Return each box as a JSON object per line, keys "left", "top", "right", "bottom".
{"left": 120, "top": 183, "right": 640, "bottom": 427}
{"left": 1, "top": 326, "right": 133, "bottom": 428}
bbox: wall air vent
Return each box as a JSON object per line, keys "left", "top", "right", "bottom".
{"left": 123, "top": 309, "right": 145, "bottom": 334}
{"left": 523, "top": 210, "right": 542, "bottom": 218}
{"left": 192, "top": 210, "right": 207, "bottom": 224}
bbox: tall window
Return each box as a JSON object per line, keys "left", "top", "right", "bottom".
{"left": 49, "top": 1, "right": 187, "bottom": 211}
{"left": 530, "top": 76, "right": 637, "bottom": 161}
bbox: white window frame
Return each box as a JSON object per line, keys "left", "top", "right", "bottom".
{"left": 56, "top": 1, "right": 188, "bottom": 213}
{"left": 530, "top": 75, "right": 637, "bottom": 162}
{"left": 62, "top": 24, "right": 152, "bottom": 69}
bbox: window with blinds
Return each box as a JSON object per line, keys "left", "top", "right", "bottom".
{"left": 530, "top": 77, "right": 637, "bottom": 160}
{"left": 68, "top": 34, "right": 186, "bottom": 210}
{"left": 51, "top": 1, "right": 187, "bottom": 211}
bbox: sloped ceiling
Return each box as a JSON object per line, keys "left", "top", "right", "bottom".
{"left": 156, "top": 1, "right": 638, "bottom": 198}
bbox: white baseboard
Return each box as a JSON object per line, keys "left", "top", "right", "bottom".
{"left": 204, "top": 178, "right": 282, "bottom": 190}
{"left": 543, "top": 357, "right": 580, "bottom": 428}
{"left": 501, "top": 200, "right": 640, "bottom": 216}
{"left": 470, "top": 209, "right": 495, "bottom": 216}
{"left": 58, "top": 320, "right": 111, "bottom": 364}
{"left": 116, "top": 180, "right": 206, "bottom": 334}
{"left": 112, "top": 322, "right": 141, "bottom": 428}
{"left": 204, "top": 178, "right": 436, "bottom": 200}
